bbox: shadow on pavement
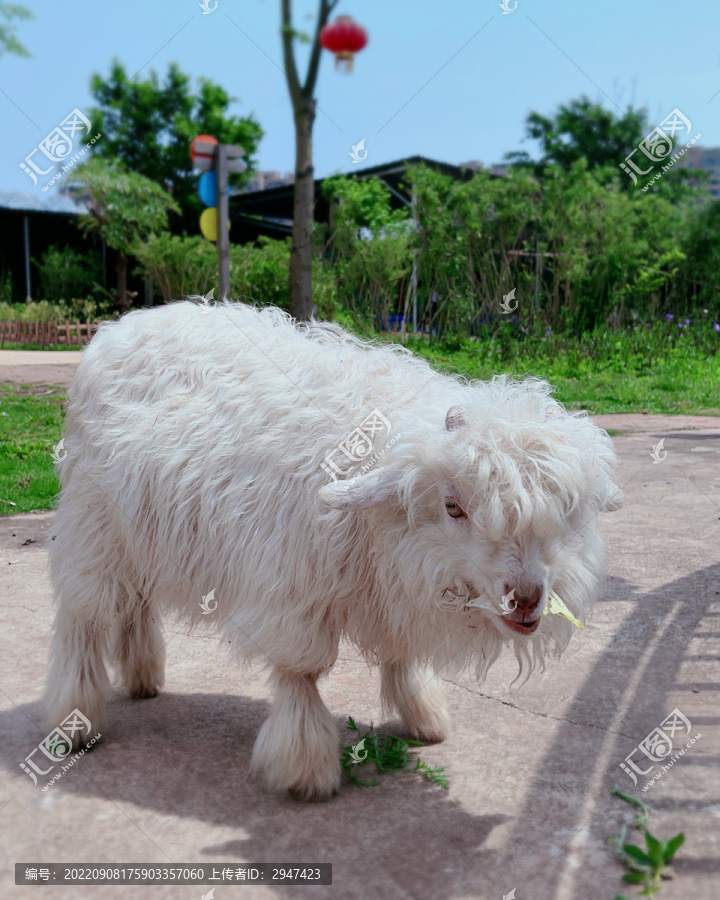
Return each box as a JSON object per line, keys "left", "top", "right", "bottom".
{"left": 7, "top": 690, "right": 510, "bottom": 898}
{"left": 496, "top": 563, "right": 720, "bottom": 899}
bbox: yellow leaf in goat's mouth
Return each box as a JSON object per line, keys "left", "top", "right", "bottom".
{"left": 543, "top": 590, "right": 584, "bottom": 629}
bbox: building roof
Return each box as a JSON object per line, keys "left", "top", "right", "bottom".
{"left": 0, "top": 155, "right": 485, "bottom": 242}
{"left": 0, "top": 190, "right": 88, "bottom": 214}
{"left": 230, "top": 155, "right": 477, "bottom": 226}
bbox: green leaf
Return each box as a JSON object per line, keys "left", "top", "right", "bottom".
{"left": 415, "top": 761, "right": 450, "bottom": 789}
{"left": 346, "top": 716, "right": 357, "bottom": 731}
{"left": 644, "top": 831, "right": 666, "bottom": 867}
{"left": 622, "top": 844, "right": 654, "bottom": 867}
{"left": 622, "top": 872, "right": 648, "bottom": 884}
{"left": 663, "top": 832, "right": 685, "bottom": 863}
{"left": 280, "top": 24, "right": 311, "bottom": 42}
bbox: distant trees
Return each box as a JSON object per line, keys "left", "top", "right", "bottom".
{"left": 506, "top": 96, "right": 647, "bottom": 176}
{"left": 55, "top": 65, "right": 720, "bottom": 333}
{"left": 504, "top": 95, "right": 702, "bottom": 200}
{"left": 88, "top": 61, "right": 263, "bottom": 230}
{"left": 75, "top": 159, "right": 179, "bottom": 312}
{"left": 0, "top": 3, "right": 32, "bottom": 56}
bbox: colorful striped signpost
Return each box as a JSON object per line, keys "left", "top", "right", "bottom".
{"left": 190, "top": 135, "right": 246, "bottom": 299}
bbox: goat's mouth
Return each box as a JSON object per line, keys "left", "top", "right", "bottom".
{"left": 499, "top": 616, "right": 541, "bottom": 636}
{"left": 443, "top": 584, "right": 544, "bottom": 637}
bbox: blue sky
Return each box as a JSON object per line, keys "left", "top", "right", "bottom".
{"left": 2, "top": 0, "right": 719, "bottom": 194}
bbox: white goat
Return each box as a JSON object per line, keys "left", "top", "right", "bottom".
{"left": 43, "top": 301, "right": 622, "bottom": 800}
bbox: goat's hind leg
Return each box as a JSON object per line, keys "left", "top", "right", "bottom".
{"left": 43, "top": 584, "right": 111, "bottom": 749}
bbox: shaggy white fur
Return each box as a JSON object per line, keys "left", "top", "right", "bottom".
{"left": 43, "top": 301, "right": 622, "bottom": 800}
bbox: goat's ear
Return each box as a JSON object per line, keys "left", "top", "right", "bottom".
{"left": 319, "top": 466, "right": 399, "bottom": 510}
{"left": 602, "top": 483, "right": 624, "bottom": 512}
{"left": 445, "top": 405, "right": 466, "bottom": 431}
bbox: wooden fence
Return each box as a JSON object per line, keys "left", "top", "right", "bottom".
{"left": 0, "top": 319, "right": 103, "bottom": 349}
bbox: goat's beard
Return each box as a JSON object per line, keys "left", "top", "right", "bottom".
{"left": 472, "top": 612, "right": 575, "bottom": 685}
{"left": 441, "top": 596, "right": 576, "bottom": 686}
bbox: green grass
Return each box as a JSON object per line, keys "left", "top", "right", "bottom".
{"left": 390, "top": 321, "right": 720, "bottom": 415}
{"left": 0, "top": 342, "right": 82, "bottom": 351}
{"left": 0, "top": 384, "right": 63, "bottom": 515}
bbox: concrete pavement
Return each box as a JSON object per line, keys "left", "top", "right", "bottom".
{"left": 0, "top": 350, "right": 83, "bottom": 389}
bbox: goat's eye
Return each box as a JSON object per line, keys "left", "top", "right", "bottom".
{"left": 445, "top": 500, "right": 467, "bottom": 519}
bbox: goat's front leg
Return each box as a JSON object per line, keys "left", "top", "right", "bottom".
{"left": 251, "top": 669, "right": 341, "bottom": 801}
{"left": 381, "top": 661, "right": 450, "bottom": 742}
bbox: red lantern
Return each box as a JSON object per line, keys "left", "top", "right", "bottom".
{"left": 319, "top": 15, "right": 368, "bottom": 73}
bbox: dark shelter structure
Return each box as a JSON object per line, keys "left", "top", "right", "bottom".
{"left": 229, "top": 155, "right": 473, "bottom": 236}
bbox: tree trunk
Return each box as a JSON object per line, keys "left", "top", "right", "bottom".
{"left": 281, "top": 0, "right": 338, "bottom": 321}
{"left": 116, "top": 251, "right": 129, "bottom": 313}
{"left": 290, "top": 107, "right": 315, "bottom": 321}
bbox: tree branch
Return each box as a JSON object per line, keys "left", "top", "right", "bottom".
{"left": 303, "top": 0, "right": 340, "bottom": 97}
{"left": 281, "top": 0, "right": 302, "bottom": 110}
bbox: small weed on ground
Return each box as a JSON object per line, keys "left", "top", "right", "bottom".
{"left": 340, "top": 717, "right": 449, "bottom": 790}
{"left": 608, "top": 785, "right": 685, "bottom": 898}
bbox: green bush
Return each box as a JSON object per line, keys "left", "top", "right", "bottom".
{"left": 62, "top": 296, "right": 113, "bottom": 320}
{"left": 322, "top": 176, "right": 411, "bottom": 325}
{"left": 231, "top": 236, "right": 337, "bottom": 319}
{"left": 134, "top": 233, "right": 337, "bottom": 319}
{"left": 230, "top": 237, "right": 291, "bottom": 307}
{"left": 314, "top": 163, "right": 720, "bottom": 336}
{"left": 133, "top": 232, "right": 216, "bottom": 303}
{"left": 0, "top": 299, "right": 110, "bottom": 323}
{"left": 0, "top": 300, "right": 64, "bottom": 322}
{"left": 34, "top": 244, "right": 101, "bottom": 305}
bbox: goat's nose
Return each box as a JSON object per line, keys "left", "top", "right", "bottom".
{"left": 504, "top": 583, "right": 543, "bottom": 611}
